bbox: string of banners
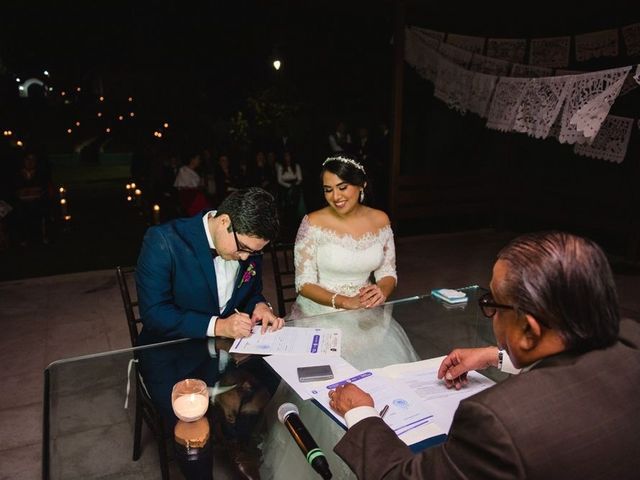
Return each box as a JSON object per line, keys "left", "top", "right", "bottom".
{"left": 405, "top": 26, "right": 640, "bottom": 164}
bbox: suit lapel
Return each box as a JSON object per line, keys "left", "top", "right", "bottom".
{"left": 221, "top": 259, "right": 247, "bottom": 316}
{"left": 182, "top": 213, "right": 220, "bottom": 308}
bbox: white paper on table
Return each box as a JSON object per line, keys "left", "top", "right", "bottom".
{"left": 309, "top": 370, "right": 435, "bottom": 436}
{"left": 308, "top": 356, "right": 496, "bottom": 447}
{"left": 229, "top": 326, "right": 342, "bottom": 356}
{"left": 263, "top": 354, "right": 359, "bottom": 400}
{"left": 384, "top": 356, "right": 496, "bottom": 430}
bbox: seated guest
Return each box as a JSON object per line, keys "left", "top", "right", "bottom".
{"left": 136, "top": 188, "right": 284, "bottom": 345}
{"left": 329, "top": 231, "right": 640, "bottom": 480}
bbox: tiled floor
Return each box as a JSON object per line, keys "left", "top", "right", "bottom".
{"left": 1, "top": 228, "right": 638, "bottom": 479}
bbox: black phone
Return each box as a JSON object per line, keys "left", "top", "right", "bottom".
{"left": 297, "top": 365, "right": 334, "bottom": 382}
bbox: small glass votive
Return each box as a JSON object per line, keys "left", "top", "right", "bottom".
{"left": 171, "top": 379, "right": 209, "bottom": 422}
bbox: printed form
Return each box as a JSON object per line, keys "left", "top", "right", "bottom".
{"left": 230, "top": 326, "right": 342, "bottom": 356}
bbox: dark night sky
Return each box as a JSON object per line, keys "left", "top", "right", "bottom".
{"left": 1, "top": 0, "right": 638, "bottom": 153}
{"left": 1, "top": 1, "right": 395, "bottom": 115}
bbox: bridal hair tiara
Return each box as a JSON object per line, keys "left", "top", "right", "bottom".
{"left": 322, "top": 156, "right": 366, "bottom": 174}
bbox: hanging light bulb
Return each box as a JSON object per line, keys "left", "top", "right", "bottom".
{"left": 273, "top": 59, "right": 282, "bottom": 71}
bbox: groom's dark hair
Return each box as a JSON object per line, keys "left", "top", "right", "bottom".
{"left": 216, "top": 188, "right": 279, "bottom": 241}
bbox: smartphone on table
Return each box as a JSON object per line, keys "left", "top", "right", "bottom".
{"left": 297, "top": 365, "right": 334, "bottom": 382}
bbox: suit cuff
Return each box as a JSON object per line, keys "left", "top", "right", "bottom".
{"left": 344, "top": 406, "right": 379, "bottom": 428}
{"left": 206, "top": 316, "right": 218, "bottom": 337}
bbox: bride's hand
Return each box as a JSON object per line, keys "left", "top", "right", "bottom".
{"left": 340, "top": 294, "right": 364, "bottom": 310}
{"left": 359, "top": 285, "right": 386, "bottom": 308}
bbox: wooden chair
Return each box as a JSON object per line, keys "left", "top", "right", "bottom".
{"left": 268, "top": 242, "right": 297, "bottom": 317}
{"left": 115, "top": 266, "right": 170, "bottom": 480}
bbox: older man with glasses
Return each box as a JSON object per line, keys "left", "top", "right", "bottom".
{"left": 136, "top": 187, "right": 283, "bottom": 344}
{"left": 329, "top": 231, "right": 640, "bottom": 480}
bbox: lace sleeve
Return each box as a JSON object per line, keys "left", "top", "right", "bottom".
{"left": 374, "top": 226, "right": 397, "bottom": 284}
{"left": 294, "top": 215, "right": 319, "bottom": 292}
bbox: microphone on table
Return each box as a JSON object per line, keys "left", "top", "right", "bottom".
{"left": 277, "top": 402, "right": 333, "bottom": 479}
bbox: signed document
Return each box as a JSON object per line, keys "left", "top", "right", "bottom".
{"left": 309, "top": 356, "right": 495, "bottom": 447}
{"left": 230, "top": 326, "right": 342, "bottom": 356}
{"left": 310, "top": 370, "right": 434, "bottom": 436}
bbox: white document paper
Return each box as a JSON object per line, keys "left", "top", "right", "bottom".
{"left": 384, "top": 356, "right": 496, "bottom": 430}
{"left": 308, "top": 356, "right": 496, "bottom": 446}
{"left": 310, "top": 371, "right": 435, "bottom": 436}
{"left": 229, "top": 326, "right": 342, "bottom": 356}
{"left": 263, "top": 354, "right": 359, "bottom": 400}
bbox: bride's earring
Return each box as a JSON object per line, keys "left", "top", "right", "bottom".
{"left": 359, "top": 190, "right": 364, "bottom": 203}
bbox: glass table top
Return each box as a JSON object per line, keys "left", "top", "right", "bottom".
{"left": 44, "top": 286, "right": 504, "bottom": 479}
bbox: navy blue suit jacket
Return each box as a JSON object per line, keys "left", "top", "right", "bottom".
{"left": 135, "top": 212, "right": 266, "bottom": 344}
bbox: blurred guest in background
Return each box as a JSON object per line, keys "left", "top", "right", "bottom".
{"left": 214, "top": 154, "right": 235, "bottom": 204}
{"left": 328, "top": 120, "right": 352, "bottom": 154}
{"left": 174, "top": 150, "right": 211, "bottom": 216}
{"left": 250, "top": 150, "right": 276, "bottom": 195}
{"left": 276, "top": 150, "right": 306, "bottom": 226}
{"left": 12, "top": 151, "right": 53, "bottom": 246}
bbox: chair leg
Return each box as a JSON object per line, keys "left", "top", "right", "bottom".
{"left": 133, "top": 397, "right": 143, "bottom": 461}
{"left": 157, "top": 434, "right": 170, "bottom": 480}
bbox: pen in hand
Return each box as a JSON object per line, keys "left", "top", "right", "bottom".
{"left": 380, "top": 404, "right": 389, "bottom": 419}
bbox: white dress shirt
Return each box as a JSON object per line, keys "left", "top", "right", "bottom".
{"left": 203, "top": 210, "right": 240, "bottom": 337}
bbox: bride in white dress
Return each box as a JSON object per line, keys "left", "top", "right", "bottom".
{"left": 260, "top": 155, "right": 419, "bottom": 479}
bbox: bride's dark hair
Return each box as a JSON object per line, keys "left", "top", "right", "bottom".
{"left": 321, "top": 155, "right": 373, "bottom": 204}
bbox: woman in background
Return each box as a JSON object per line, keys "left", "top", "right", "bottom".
{"left": 174, "top": 150, "right": 210, "bottom": 216}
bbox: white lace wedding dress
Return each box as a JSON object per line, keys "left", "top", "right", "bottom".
{"left": 259, "top": 215, "right": 419, "bottom": 480}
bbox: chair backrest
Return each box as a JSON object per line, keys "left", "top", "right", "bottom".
{"left": 116, "top": 266, "right": 142, "bottom": 347}
{"left": 269, "top": 242, "right": 296, "bottom": 317}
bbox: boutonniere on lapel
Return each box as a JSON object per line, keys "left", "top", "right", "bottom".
{"left": 238, "top": 261, "right": 257, "bottom": 288}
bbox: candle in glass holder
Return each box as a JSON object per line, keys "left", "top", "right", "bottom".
{"left": 172, "top": 379, "right": 209, "bottom": 422}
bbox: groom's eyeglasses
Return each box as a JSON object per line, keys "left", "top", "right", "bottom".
{"left": 230, "top": 221, "right": 264, "bottom": 256}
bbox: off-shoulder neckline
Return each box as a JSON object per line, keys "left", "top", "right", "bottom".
{"left": 303, "top": 215, "right": 392, "bottom": 242}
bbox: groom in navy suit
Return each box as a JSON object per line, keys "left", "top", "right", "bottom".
{"left": 136, "top": 187, "right": 283, "bottom": 345}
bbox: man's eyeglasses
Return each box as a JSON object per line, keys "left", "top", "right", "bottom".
{"left": 478, "top": 292, "right": 515, "bottom": 318}
{"left": 230, "top": 221, "right": 264, "bottom": 256}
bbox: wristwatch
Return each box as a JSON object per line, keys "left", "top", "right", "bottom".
{"left": 497, "top": 349, "right": 504, "bottom": 370}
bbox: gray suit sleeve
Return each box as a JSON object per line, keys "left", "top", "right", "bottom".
{"left": 334, "top": 400, "right": 526, "bottom": 480}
